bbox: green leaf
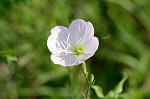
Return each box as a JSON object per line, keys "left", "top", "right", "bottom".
{"left": 90, "top": 74, "right": 94, "bottom": 83}
{"left": 90, "top": 74, "right": 95, "bottom": 86}
{"left": 106, "top": 90, "right": 115, "bottom": 99}
{"left": 82, "top": 62, "right": 88, "bottom": 76}
{"left": 115, "top": 72, "right": 128, "bottom": 94}
{"left": 92, "top": 85, "right": 105, "bottom": 98}
{"left": 105, "top": 73, "right": 128, "bottom": 98}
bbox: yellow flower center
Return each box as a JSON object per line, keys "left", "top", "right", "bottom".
{"left": 73, "top": 47, "right": 84, "bottom": 57}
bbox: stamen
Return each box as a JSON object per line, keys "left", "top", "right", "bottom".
{"left": 67, "top": 33, "right": 70, "bottom": 42}
{"left": 73, "top": 47, "right": 84, "bottom": 57}
{"left": 56, "top": 33, "right": 74, "bottom": 55}
{"left": 56, "top": 39, "right": 66, "bottom": 52}
{"left": 64, "top": 33, "right": 71, "bottom": 55}
{"left": 76, "top": 38, "right": 82, "bottom": 44}
{"left": 59, "top": 40, "right": 67, "bottom": 50}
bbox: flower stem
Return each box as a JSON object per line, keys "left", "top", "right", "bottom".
{"left": 68, "top": 67, "right": 74, "bottom": 99}
{"left": 82, "top": 62, "right": 91, "bottom": 99}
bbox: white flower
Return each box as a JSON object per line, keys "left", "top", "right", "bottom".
{"left": 47, "top": 19, "right": 99, "bottom": 66}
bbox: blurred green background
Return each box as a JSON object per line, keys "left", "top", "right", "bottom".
{"left": 0, "top": 0, "right": 150, "bottom": 99}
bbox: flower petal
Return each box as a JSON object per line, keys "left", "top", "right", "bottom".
{"left": 84, "top": 37, "right": 99, "bottom": 54}
{"left": 81, "top": 37, "right": 99, "bottom": 60}
{"left": 69, "top": 19, "right": 94, "bottom": 43}
{"left": 47, "top": 26, "right": 74, "bottom": 53}
{"left": 51, "top": 52, "right": 81, "bottom": 66}
{"left": 70, "top": 37, "right": 99, "bottom": 65}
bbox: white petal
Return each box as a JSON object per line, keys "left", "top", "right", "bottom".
{"left": 47, "top": 33, "right": 57, "bottom": 53}
{"left": 51, "top": 52, "right": 79, "bottom": 66}
{"left": 76, "top": 53, "right": 93, "bottom": 63}
{"left": 82, "top": 37, "right": 99, "bottom": 60}
{"left": 47, "top": 26, "right": 74, "bottom": 53}
{"left": 69, "top": 19, "right": 94, "bottom": 43}
{"left": 74, "top": 60, "right": 84, "bottom": 66}
{"left": 84, "top": 37, "right": 99, "bottom": 54}
{"left": 69, "top": 37, "right": 99, "bottom": 65}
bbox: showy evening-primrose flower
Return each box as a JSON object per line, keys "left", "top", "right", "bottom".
{"left": 47, "top": 19, "right": 99, "bottom": 66}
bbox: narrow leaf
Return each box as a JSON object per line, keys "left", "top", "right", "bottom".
{"left": 90, "top": 74, "right": 94, "bottom": 83}
{"left": 115, "top": 73, "right": 128, "bottom": 94}
{"left": 92, "top": 85, "right": 105, "bottom": 98}
{"left": 82, "top": 62, "right": 88, "bottom": 75}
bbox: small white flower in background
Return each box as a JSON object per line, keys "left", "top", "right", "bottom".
{"left": 47, "top": 19, "right": 99, "bottom": 66}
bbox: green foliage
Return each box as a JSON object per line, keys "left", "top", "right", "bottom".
{"left": 0, "top": 0, "right": 150, "bottom": 99}
{"left": 114, "top": 73, "right": 128, "bottom": 95}
{"left": 92, "top": 73, "right": 127, "bottom": 99}
{"left": 92, "top": 85, "right": 104, "bottom": 98}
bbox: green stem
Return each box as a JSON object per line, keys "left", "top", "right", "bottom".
{"left": 68, "top": 67, "right": 74, "bottom": 99}
{"left": 82, "top": 62, "right": 91, "bottom": 99}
